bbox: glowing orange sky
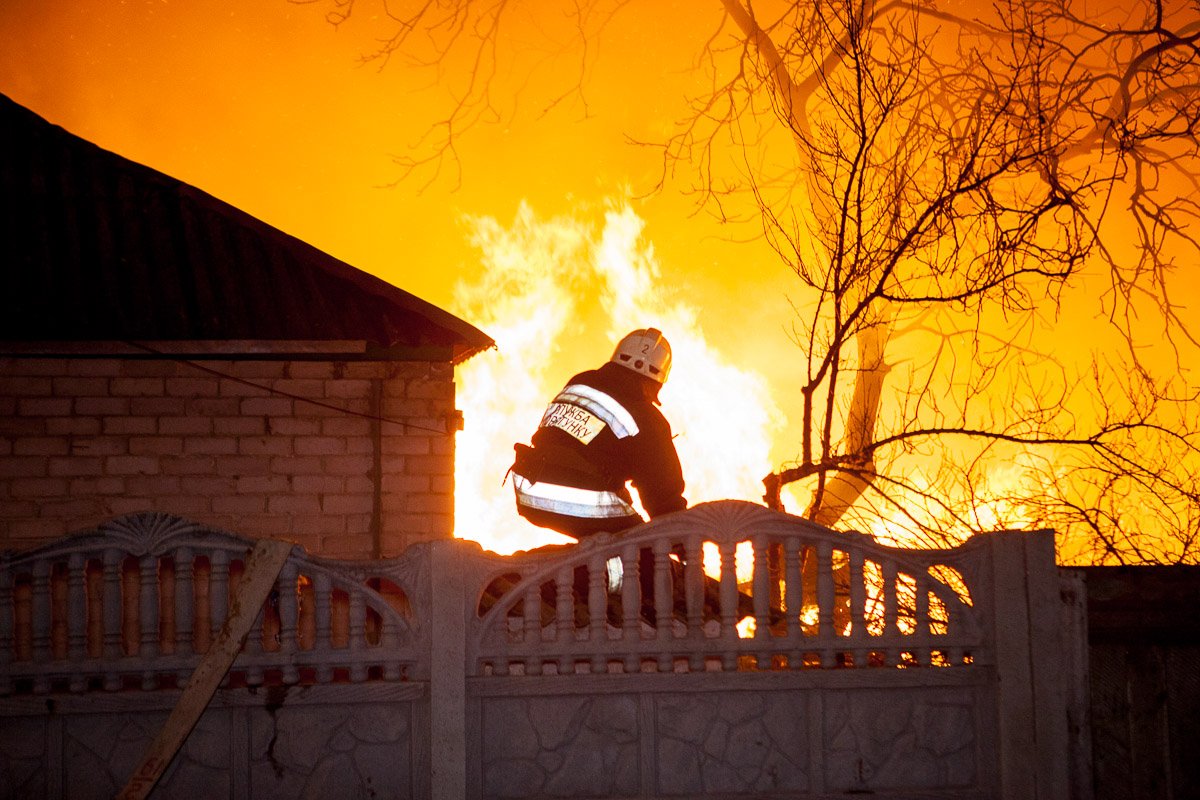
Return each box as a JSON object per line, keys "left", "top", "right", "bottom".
{"left": 4, "top": 1, "right": 1196, "bottom": 556}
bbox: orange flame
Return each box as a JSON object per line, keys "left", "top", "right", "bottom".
{"left": 451, "top": 203, "right": 783, "bottom": 554}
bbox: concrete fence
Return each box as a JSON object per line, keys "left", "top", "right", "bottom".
{"left": 0, "top": 501, "right": 1087, "bottom": 799}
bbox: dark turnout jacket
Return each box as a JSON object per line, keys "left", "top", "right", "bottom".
{"left": 512, "top": 362, "right": 686, "bottom": 537}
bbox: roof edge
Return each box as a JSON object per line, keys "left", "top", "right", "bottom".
{"left": 176, "top": 185, "right": 496, "bottom": 356}
{"left": 0, "top": 339, "right": 467, "bottom": 363}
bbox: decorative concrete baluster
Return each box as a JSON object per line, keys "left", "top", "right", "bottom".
{"left": 209, "top": 551, "right": 229, "bottom": 647}
{"left": 683, "top": 535, "right": 705, "bottom": 672}
{"left": 519, "top": 581, "right": 539, "bottom": 639}
{"left": 0, "top": 567, "right": 11, "bottom": 694}
{"left": 31, "top": 559, "right": 51, "bottom": 693}
{"left": 783, "top": 538, "right": 804, "bottom": 668}
{"left": 276, "top": 562, "right": 300, "bottom": 683}
{"left": 718, "top": 540, "right": 738, "bottom": 671}
{"left": 313, "top": 572, "right": 333, "bottom": 683}
{"left": 243, "top": 599, "right": 267, "bottom": 687}
{"left": 522, "top": 583, "right": 542, "bottom": 676}
{"left": 378, "top": 611, "right": 402, "bottom": 680}
{"left": 102, "top": 549, "right": 123, "bottom": 690}
{"left": 915, "top": 573, "right": 932, "bottom": 664}
{"left": 174, "top": 547, "right": 194, "bottom": 686}
{"left": 751, "top": 534, "right": 771, "bottom": 669}
{"left": 31, "top": 560, "right": 51, "bottom": 661}
{"left": 348, "top": 588, "right": 367, "bottom": 682}
{"left": 207, "top": 551, "right": 231, "bottom": 686}
{"left": 587, "top": 554, "right": 607, "bottom": 674}
{"left": 881, "top": 559, "right": 899, "bottom": 666}
{"left": 491, "top": 604, "right": 511, "bottom": 676}
{"left": 619, "top": 544, "right": 640, "bottom": 673}
{"left": 653, "top": 539, "right": 673, "bottom": 672}
{"left": 942, "top": 588, "right": 966, "bottom": 665}
{"left": 241, "top": 552, "right": 268, "bottom": 686}
{"left": 816, "top": 541, "right": 835, "bottom": 667}
{"left": 138, "top": 555, "right": 159, "bottom": 689}
{"left": 554, "top": 565, "right": 573, "bottom": 657}
{"left": 67, "top": 553, "right": 87, "bottom": 691}
{"left": 848, "top": 548, "right": 868, "bottom": 666}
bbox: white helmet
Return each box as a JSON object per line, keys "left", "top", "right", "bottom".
{"left": 611, "top": 328, "right": 672, "bottom": 384}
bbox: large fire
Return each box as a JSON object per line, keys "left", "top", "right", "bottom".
{"left": 451, "top": 203, "right": 783, "bottom": 555}
{"left": 447, "top": 202, "right": 1043, "bottom": 560}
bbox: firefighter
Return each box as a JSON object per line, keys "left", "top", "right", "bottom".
{"left": 511, "top": 327, "right": 686, "bottom": 539}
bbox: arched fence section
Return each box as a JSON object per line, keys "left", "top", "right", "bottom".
{"left": 469, "top": 501, "right": 988, "bottom": 677}
{"left": 0, "top": 502, "right": 1086, "bottom": 800}
{"left": 0, "top": 513, "right": 424, "bottom": 697}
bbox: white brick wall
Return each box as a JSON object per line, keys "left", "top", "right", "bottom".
{"left": 0, "top": 356, "right": 458, "bottom": 557}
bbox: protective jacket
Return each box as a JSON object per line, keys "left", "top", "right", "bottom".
{"left": 512, "top": 362, "right": 686, "bottom": 538}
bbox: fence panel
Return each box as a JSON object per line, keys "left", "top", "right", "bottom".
{"left": 0, "top": 512, "right": 426, "bottom": 696}
{"left": 453, "top": 500, "right": 1052, "bottom": 799}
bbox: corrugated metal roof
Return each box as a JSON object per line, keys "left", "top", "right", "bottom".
{"left": 0, "top": 94, "right": 494, "bottom": 363}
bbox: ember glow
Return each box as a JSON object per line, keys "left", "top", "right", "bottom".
{"left": 451, "top": 203, "right": 783, "bottom": 554}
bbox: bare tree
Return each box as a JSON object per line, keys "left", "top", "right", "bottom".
{"left": 704, "top": 0, "right": 1200, "bottom": 561}
{"left": 296, "top": 0, "right": 1200, "bottom": 563}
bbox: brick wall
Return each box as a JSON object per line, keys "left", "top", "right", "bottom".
{"left": 0, "top": 355, "right": 457, "bottom": 557}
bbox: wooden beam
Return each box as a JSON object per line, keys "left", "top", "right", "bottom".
{"left": 116, "top": 538, "right": 294, "bottom": 800}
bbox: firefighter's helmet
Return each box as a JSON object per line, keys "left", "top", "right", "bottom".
{"left": 611, "top": 328, "right": 672, "bottom": 384}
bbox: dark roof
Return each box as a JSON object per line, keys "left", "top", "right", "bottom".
{"left": 0, "top": 94, "right": 493, "bottom": 363}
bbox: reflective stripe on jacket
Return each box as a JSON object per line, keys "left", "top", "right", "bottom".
{"left": 545, "top": 384, "right": 639, "bottom": 439}
{"left": 513, "top": 475, "right": 638, "bottom": 519}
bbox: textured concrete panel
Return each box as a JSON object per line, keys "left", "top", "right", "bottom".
{"left": 824, "top": 688, "right": 978, "bottom": 792}
{"left": 656, "top": 691, "right": 808, "bottom": 795}
{"left": 482, "top": 695, "right": 640, "bottom": 798}
{"left": 249, "top": 700, "right": 414, "bottom": 800}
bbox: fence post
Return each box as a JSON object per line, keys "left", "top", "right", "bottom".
{"left": 1059, "top": 568, "right": 1093, "bottom": 800}
{"left": 988, "top": 529, "right": 1072, "bottom": 800}
{"left": 1023, "top": 530, "right": 1073, "bottom": 799}
{"left": 428, "top": 539, "right": 468, "bottom": 800}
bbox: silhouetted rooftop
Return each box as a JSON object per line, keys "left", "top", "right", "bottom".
{"left": 0, "top": 93, "right": 493, "bottom": 363}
